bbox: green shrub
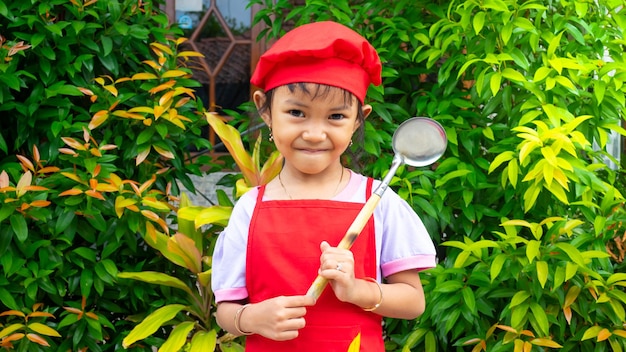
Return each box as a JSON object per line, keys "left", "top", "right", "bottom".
{"left": 251, "top": 0, "right": 626, "bottom": 350}
{"left": 0, "top": 1, "right": 217, "bottom": 350}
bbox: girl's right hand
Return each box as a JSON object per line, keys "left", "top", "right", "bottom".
{"left": 243, "top": 295, "right": 316, "bottom": 341}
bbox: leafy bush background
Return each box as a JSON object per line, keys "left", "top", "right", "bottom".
{"left": 0, "top": 0, "right": 217, "bottom": 350}
{"left": 1, "top": 0, "right": 626, "bottom": 351}
{"left": 251, "top": 0, "right": 626, "bottom": 351}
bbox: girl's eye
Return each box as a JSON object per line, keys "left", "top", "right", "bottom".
{"left": 289, "top": 110, "right": 304, "bottom": 117}
{"left": 329, "top": 114, "right": 345, "bottom": 120}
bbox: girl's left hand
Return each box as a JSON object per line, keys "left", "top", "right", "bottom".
{"left": 317, "top": 241, "right": 357, "bottom": 303}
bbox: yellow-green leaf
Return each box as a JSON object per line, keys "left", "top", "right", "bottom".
{"left": 162, "top": 70, "right": 189, "bottom": 78}
{"left": 122, "top": 304, "right": 186, "bottom": 348}
{"left": 193, "top": 205, "right": 232, "bottom": 229}
{"left": 529, "top": 302, "right": 549, "bottom": 336}
{"left": 488, "top": 151, "right": 514, "bottom": 173}
{"left": 132, "top": 72, "right": 158, "bottom": 80}
{"left": 510, "top": 291, "right": 530, "bottom": 307}
{"left": 508, "top": 159, "right": 518, "bottom": 188}
{"left": 607, "top": 273, "right": 626, "bottom": 286}
{"left": 545, "top": 182, "right": 569, "bottom": 204}
{"left": 117, "top": 272, "right": 193, "bottom": 295}
{"left": 151, "top": 42, "right": 174, "bottom": 55}
{"left": 555, "top": 75, "right": 576, "bottom": 91}
{"left": 0, "top": 324, "right": 25, "bottom": 339}
{"left": 158, "top": 321, "right": 195, "bottom": 352}
{"left": 27, "top": 323, "right": 60, "bottom": 337}
{"left": 259, "top": 151, "right": 284, "bottom": 185}
{"left": 502, "top": 68, "right": 526, "bottom": 82}
{"left": 530, "top": 338, "right": 562, "bottom": 348}
{"left": 556, "top": 243, "right": 585, "bottom": 267}
{"left": 178, "top": 50, "right": 205, "bottom": 58}
{"left": 526, "top": 240, "right": 540, "bottom": 263}
{"left": 189, "top": 330, "right": 217, "bottom": 352}
{"left": 565, "top": 262, "right": 578, "bottom": 281}
{"left": 143, "top": 226, "right": 189, "bottom": 268}
{"left": 533, "top": 67, "right": 552, "bottom": 83}
{"left": 473, "top": 12, "right": 485, "bottom": 35}
{"left": 490, "top": 254, "right": 506, "bottom": 282}
{"left": 206, "top": 113, "right": 256, "bottom": 184}
{"left": 501, "top": 219, "right": 533, "bottom": 228}
{"left": 536, "top": 261, "right": 548, "bottom": 288}
{"left": 141, "top": 198, "right": 171, "bottom": 212}
{"left": 490, "top": 72, "right": 502, "bottom": 97}
{"left": 540, "top": 146, "right": 558, "bottom": 167}
{"left": 168, "top": 233, "right": 202, "bottom": 273}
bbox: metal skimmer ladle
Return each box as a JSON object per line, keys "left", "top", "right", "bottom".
{"left": 306, "top": 117, "right": 448, "bottom": 299}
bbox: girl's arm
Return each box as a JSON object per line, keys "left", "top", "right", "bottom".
{"left": 318, "top": 241, "right": 426, "bottom": 319}
{"left": 365, "top": 270, "right": 425, "bottom": 319}
{"left": 322, "top": 267, "right": 425, "bottom": 320}
{"left": 216, "top": 295, "right": 316, "bottom": 341}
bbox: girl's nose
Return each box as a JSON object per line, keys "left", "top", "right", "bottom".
{"left": 302, "top": 121, "right": 327, "bottom": 142}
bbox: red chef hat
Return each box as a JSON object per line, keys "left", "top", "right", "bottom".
{"left": 250, "top": 21, "right": 382, "bottom": 104}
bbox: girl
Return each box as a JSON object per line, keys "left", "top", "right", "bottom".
{"left": 211, "top": 21, "right": 437, "bottom": 351}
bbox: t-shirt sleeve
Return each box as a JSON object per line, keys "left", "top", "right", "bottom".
{"left": 377, "top": 187, "right": 437, "bottom": 278}
{"left": 211, "top": 188, "right": 257, "bottom": 303}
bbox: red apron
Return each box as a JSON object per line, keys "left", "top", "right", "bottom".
{"left": 245, "top": 177, "right": 384, "bottom": 352}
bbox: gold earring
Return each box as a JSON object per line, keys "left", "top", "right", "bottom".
{"left": 269, "top": 131, "right": 274, "bottom": 142}
{"left": 349, "top": 139, "right": 353, "bottom": 147}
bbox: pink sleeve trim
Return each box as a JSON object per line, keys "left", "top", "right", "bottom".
{"left": 214, "top": 287, "right": 248, "bottom": 303}
{"left": 381, "top": 255, "right": 437, "bottom": 277}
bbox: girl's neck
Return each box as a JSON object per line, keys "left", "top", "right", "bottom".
{"left": 275, "top": 165, "right": 348, "bottom": 200}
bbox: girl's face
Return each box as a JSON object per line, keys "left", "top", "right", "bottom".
{"left": 255, "top": 84, "right": 371, "bottom": 177}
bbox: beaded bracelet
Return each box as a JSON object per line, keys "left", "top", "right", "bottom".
{"left": 234, "top": 304, "right": 254, "bottom": 335}
{"left": 362, "top": 277, "right": 383, "bottom": 312}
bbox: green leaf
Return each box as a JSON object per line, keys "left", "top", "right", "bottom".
{"left": 122, "top": 304, "right": 186, "bottom": 348}
{"left": 490, "top": 72, "right": 502, "bottom": 97}
{"left": 0, "top": 323, "right": 25, "bottom": 339}
{"left": 553, "top": 266, "right": 565, "bottom": 290}
{"left": 54, "top": 210, "right": 75, "bottom": 235}
{"left": 536, "top": 261, "right": 548, "bottom": 288}
{"left": 117, "top": 271, "right": 193, "bottom": 295}
{"left": 510, "top": 302, "right": 529, "bottom": 328}
{"left": 462, "top": 287, "right": 476, "bottom": 314}
{"left": 526, "top": 240, "right": 540, "bottom": 263}
{"left": 219, "top": 341, "right": 245, "bottom": 352}
{"left": 581, "top": 326, "right": 602, "bottom": 341}
{"left": 511, "top": 291, "right": 531, "bottom": 307}
{"left": 159, "top": 321, "right": 195, "bottom": 352}
{"left": 529, "top": 302, "right": 549, "bottom": 336}
{"left": 502, "top": 68, "right": 526, "bottom": 83}
{"left": 434, "top": 280, "right": 464, "bottom": 293}
{"left": 80, "top": 268, "right": 94, "bottom": 298}
{"left": 565, "top": 262, "right": 578, "bottom": 281}
{"left": 607, "top": 273, "right": 626, "bottom": 286}
{"left": 9, "top": 214, "right": 28, "bottom": 242}
{"left": 490, "top": 254, "right": 506, "bottom": 282}
{"left": 555, "top": 243, "right": 585, "bottom": 267}
{"left": 473, "top": 12, "right": 485, "bottom": 35}
{"left": 27, "top": 322, "right": 61, "bottom": 337}
{"left": 0, "top": 288, "right": 19, "bottom": 310}
{"left": 189, "top": 330, "right": 217, "bottom": 352}
{"left": 435, "top": 169, "right": 472, "bottom": 187}
{"left": 101, "top": 36, "right": 113, "bottom": 56}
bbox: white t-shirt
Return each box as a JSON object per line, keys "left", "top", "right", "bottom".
{"left": 211, "top": 170, "right": 437, "bottom": 303}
